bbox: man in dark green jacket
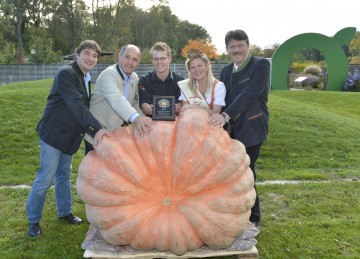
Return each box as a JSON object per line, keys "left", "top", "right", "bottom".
{"left": 210, "top": 29, "right": 270, "bottom": 228}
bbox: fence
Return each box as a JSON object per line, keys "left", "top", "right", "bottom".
{"left": 0, "top": 64, "right": 62, "bottom": 85}
{"left": 0, "top": 63, "right": 227, "bottom": 86}
{"left": 2, "top": 63, "right": 358, "bottom": 87}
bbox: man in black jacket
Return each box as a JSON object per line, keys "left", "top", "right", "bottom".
{"left": 26, "top": 40, "right": 109, "bottom": 237}
{"left": 210, "top": 30, "right": 270, "bottom": 228}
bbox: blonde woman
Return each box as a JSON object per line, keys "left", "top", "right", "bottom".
{"left": 177, "top": 49, "right": 226, "bottom": 115}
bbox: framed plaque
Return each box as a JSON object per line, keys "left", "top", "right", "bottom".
{"left": 152, "top": 95, "right": 176, "bottom": 121}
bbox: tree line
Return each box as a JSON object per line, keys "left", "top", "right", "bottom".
{"left": 0, "top": 0, "right": 216, "bottom": 64}
{"left": 1, "top": 0, "right": 359, "bottom": 65}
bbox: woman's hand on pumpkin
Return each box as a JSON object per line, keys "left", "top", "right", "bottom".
{"left": 209, "top": 113, "right": 225, "bottom": 128}
{"left": 134, "top": 116, "right": 152, "bottom": 137}
{"left": 93, "top": 129, "right": 111, "bottom": 149}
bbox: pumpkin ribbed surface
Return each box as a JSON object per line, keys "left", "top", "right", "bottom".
{"left": 76, "top": 109, "right": 256, "bottom": 256}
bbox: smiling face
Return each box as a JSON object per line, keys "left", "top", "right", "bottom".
{"left": 189, "top": 57, "right": 209, "bottom": 81}
{"left": 226, "top": 39, "right": 250, "bottom": 66}
{"left": 118, "top": 45, "right": 141, "bottom": 76}
{"left": 152, "top": 50, "right": 171, "bottom": 74}
{"left": 76, "top": 48, "right": 99, "bottom": 74}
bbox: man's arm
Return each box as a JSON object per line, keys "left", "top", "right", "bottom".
{"left": 138, "top": 76, "right": 153, "bottom": 116}
{"left": 97, "top": 68, "right": 152, "bottom": 136}
{"left": 141, "top": 103, "right": 153, "bottom": 116}
{"left": 224, "top": 59, "right": 270, "bottom": 121}
{"left": 97, "top": 68, "right": 138, "bottom": 121}
{"left": 57, "top": 68, "right": 102, "bottom": 138}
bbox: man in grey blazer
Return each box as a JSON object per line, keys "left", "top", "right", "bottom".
{"left": 85, "top": 44, "right": 152, "bottom": 153}
{"left": 26, "top": 40, "right": 110, "bottom": 237}
{"left": 210, "top": 30, "right": 270, "bottom": 228}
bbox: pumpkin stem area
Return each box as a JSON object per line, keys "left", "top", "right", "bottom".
{"left": 162, "top": 198, "right": 171, "bottom": 206}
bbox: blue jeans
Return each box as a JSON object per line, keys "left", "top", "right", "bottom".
{"left": 26, "top": 139, "right": 73, "bottom": 223}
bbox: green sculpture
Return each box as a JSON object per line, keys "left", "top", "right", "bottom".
{"left": 271, "top": 27, "right": 356, "bottom": 91}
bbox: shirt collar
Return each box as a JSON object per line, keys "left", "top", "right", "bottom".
{"left": 84, "top": 72, "right": 91, "bottom": 84}
{"left": 151, "top": 70, "right": 173, "bottom": 82}
{"left": 233, "top": 54, "right": 251, "bottom": 73}
{"left": 119, "top": 66, "right": 132, "bottom": 82}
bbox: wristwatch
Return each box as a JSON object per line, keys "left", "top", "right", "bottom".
{"left": 221, "top": 112, "right": 230, "bottom": 123}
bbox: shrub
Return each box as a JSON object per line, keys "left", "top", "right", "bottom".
{"left": 343, "top": 69, "right": 360, "bottom": 92}
{"left": 290, "top": 62, "right": 307, "bottom": 73}
{"left": 303, "top": 75, "right": 321, "bottom": 89}
{"left": 304, "top": 65, "right": 322, "bottom": 76}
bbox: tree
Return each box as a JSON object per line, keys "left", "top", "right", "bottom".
{"left": 88, "top": 0, "right": 137, "bottom": 51}
{"left": 263, "top": 43, "right": 280, "bottom": 58}
{"left": 132, "top": 4, "right": 180, "bottom": 55}
{"left": 48, "top": 0, "right": 90, "bottom": 54}
{"left": 0, "top": 0, "right": 22, "bottom": 63}
{"left": 0, "top": 4, "right": 16, "bottom": 41}
{"left": 0, "top": 40, "right": 17, "bottom": 64}
{"left": 0, "top": 0, "right": 224, "bottom": 64}
{"left": 250, "top": 44, "right": 264, "bottom": 57}
{"left": 0, "top": 14, "right": 16, "bottom": 63}
{"left": 0, "top": 0, "right": 58, "bottom": 63}
{"left": 15, "top": 0, "right": 23, "bottom": 63}
{"left": 173, "top": 20, "right": 209, "bottom": 61}
{"left": 27, "top": 28, "right": 61, "bottom": 63}
{"left": 349, "top": 31, "right": 360, "bottom": 63}
{"left": 181, "top": 39, "right": 218, "bottom": 61}
{"left": 299, "top": 48, "right": 324, "bottom": 62}
{"left": 216, "top": 53, "right": 231, "bottom": 64}
{"left": 23, "top": 0, "right": 56, "bottom": 28}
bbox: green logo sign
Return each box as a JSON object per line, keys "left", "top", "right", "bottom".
{"left": 271, "top": 27, "right": 356, "bottom": 91}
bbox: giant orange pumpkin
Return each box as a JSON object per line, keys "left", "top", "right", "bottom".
{"left": 76, "top": 109, "right": 256, "bottom": 256}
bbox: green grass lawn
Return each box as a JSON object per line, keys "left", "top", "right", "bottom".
{"left": 0, "top": 80, "right": 359, "bottom": 258}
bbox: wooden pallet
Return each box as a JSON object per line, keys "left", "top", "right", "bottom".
{"left": 83, "top": 245, "right": 258, "bottom": 259}
{"left": 81, "top": 225, "right": 259, "bottom": 259}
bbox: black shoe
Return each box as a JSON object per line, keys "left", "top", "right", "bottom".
{"left": 29, "top": 223, "right": 41, "bottom": 237}
{"left": 59, "top": 213, "right": 83, "bottom": 224}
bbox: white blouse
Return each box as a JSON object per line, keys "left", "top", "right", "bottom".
{"left": 179, "top": 81, "right": 226, "bottom": 106}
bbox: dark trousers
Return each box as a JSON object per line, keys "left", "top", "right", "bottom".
{"left": 228, "top": 128, "right": 262, "bottom": 223}
{"left": 84, "top": 140, "right": 94, "bottom": 155}
{"left": 246, "top": 143, "right": 262, "bottom": 224}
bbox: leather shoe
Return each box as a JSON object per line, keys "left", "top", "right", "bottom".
{"left": 29, "top": 223, "right": 41, "bottom": 237}
{"left": 59, "top": 213, "right": 83, "bottom": 224}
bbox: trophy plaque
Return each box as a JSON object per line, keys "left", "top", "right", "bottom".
{"left": 152, "top": 95, "right": 176, "bottom": 121}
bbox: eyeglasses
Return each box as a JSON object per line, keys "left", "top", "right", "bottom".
{"left": 152, "top": 57, "right": 168, "bottom": 62}
{"left": 187, "top": 49, "right": 205, "bottom": 60}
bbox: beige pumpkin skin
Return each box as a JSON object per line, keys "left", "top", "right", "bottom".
{"left": 76, "top": 108, "right": 256, "bottom": 256}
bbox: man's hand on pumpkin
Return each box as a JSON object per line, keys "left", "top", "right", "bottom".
{"left": 134, "top": 116, "right": 152, "bottom": 137}
{"left": 209, "top": 113, "right": 226, "bottom": 128}
{"left": 93, "top": 129, "right": 111, "bottom": 149}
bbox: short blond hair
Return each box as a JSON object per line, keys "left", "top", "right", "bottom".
{"left": 150, "top": 42, "right": 172, "bottom": 57}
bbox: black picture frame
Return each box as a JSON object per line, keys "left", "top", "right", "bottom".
{"left": 152, "top": 96, "right": 176, "bottom": 121}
